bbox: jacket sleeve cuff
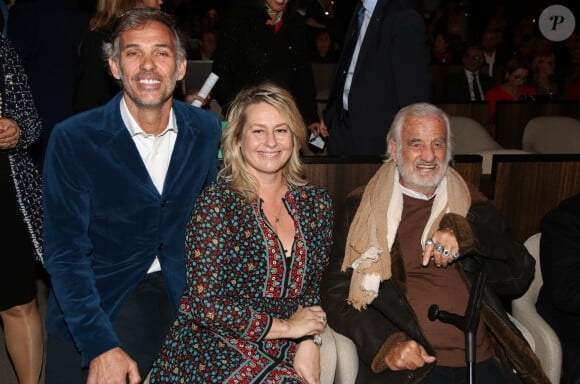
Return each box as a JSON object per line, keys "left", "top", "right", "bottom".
{"left": 81, "top": 337, "right": 122, "bottom": 367}
{"left": 439, "top": 213, "right": 475, "bottom": 256}
{"left": 370, "top": 332, "right": 410, "bottom": 373}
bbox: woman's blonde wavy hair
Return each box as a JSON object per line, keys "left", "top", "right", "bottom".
{"left": 219, "top": 83, "right": 307, "bottom": 202}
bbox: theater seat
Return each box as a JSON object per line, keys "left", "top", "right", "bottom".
{"left": 522, "top": 116, "right": 580, "bottom": 153}
{"left": 511, "top": 233, "right": 562, "bottom": 383}
{"left": 450, "top": 116, "right": 528, "bottom": 174}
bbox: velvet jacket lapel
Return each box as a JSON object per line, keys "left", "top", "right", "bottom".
{"left": 98, "top": 93, "right": 204, "bottom": 198}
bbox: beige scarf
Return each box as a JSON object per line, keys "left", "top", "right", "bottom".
{"left": 341, "top": 160, "right": 471, "bottom": 309}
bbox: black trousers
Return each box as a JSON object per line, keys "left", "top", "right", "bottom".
{"left": 421, "top": 358, "right": 520, "bottom": 384}
{"left": 45, "top": 272, "right": 173, "bottom": 383}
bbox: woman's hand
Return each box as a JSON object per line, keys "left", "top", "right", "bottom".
{"left": 294, "top": 340, "right": 321, "bottom": 384}
{"left": 0, "top": 118, "right": 21, "bottom": 149}
{"left": 266, "top": 305, "right": 327, "bottom": 340}
{"left": 286, "top": 305, "right": 327, "bottom": 339}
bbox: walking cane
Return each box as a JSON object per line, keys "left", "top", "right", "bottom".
{"left": 428, "top": 259, "right": 487, "bottom": 384}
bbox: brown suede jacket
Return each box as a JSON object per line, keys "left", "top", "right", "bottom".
{"left": 321, "top": 186, "right": 551, "bottom": 384}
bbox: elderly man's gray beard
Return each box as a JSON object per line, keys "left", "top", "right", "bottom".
{"left": 396, "top": 146, "right": 449, "bottom": 193}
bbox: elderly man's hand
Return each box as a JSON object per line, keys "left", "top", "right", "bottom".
{"left": 384, "top": 340, "right": 435, "bottom": 371}
{"left": 422, "top": 228, "right": 460, "bottom": 268}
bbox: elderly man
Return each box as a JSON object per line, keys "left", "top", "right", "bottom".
{"left": 322, "top": 103, "right": 550, "bottom": 383}
{"left": 42, "top": 8, "right": 221, "bottom": 384}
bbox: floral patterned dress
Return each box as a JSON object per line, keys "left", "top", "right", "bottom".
{"left": 150, "top": 179, "right": 333, "bottom": 383}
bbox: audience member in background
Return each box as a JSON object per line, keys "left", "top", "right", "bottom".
{"left": 73, "top": 0, "right": 162, "bottom": 114}
{"left": 201, "top": 7, "right": 220, "bottom": 33}
{"left": 42, "top": 9, "right": 221, "bottom": 383}
{"left": 430, "top": 0, "right": 467, "bottom": 53}
{"left": 212, "top": 0, "right": 319, "bottom": 133}
{"left": 305, "top": 0, "right": 339, "bottom": 55}
{"left": 431, "top": 31, "right": 456, "bottom": 64}
{"left": 189, "top": 29, "right": 217, "bottom": 60}
{"left": 310, "top": 28, "right": 339, "bottom": 63}
{"left": 537, "top": 193, "right": 580, "bottom": 384}
{"left": 7, "top": 0, "right": 89, "bottom": 166}
{"left": 0, "top": 34, "right": 44, "bottom": 384}
{"left": 318, "top": 0, "right": 431, "bottom": 156}
{"left": 442, "top": 45, "right": 495, "bottom": 102}
{"left": 481, "top": 29, "right": 508, "bottom": 80}
{"left": 485, "top": 57, "right": 536, "bottom": 122}
{"left": 529, "top": 51, "right": 560, "bottom": 99}
{"left": 322, "top": 102, "right": 548, "bottom": 384}
{"left": 150, "top": 83, "right": 333, "bottom": 384}
{"left": 563, "top": 33, "right": 580, "bottom": 92}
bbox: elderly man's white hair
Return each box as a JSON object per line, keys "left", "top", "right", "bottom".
{"left": 385, "top": 102, "right": 454, "bottom": 163}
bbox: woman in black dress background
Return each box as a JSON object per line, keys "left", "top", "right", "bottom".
{"left": 212, "top": 0, "right": 320, "bottom": 133}
{"left": 0, "top": 35, "right": 43, "bottom": 384}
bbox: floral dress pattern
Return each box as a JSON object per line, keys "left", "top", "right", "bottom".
{"left": 150, "top": 179, "right": 333, "bottom": 383}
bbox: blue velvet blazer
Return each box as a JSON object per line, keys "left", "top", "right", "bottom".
{"left": 42, "top": 92, "right": 221, "bottom": 366}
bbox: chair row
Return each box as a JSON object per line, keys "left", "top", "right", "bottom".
{"left": 438, "top": 101, "right": 580, "bottom": 150}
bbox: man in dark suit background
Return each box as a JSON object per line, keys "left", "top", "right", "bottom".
{"left": 442, "top": 45, "right": 495, "bottom": 102}
{"left": 42, "top": 9, "right": 221, "bottom": 384}
{"left": 314, "top": 0, "right": 431, "bottom": 156}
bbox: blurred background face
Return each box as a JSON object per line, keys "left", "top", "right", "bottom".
{"left": 481, "top": 31, "right": 498, "bottom": 51}
{"left": 315, "top": 32, "right": 331, "bottom": 55}
{"left": 507, "top": 68, "right": 528, "bottom": 87}
{"left": 200, "top": 31, "right": 217, "bottom": 57}
{"left": 433, "top": 34, "right": 449, "bottom": 53}
{"left": 265, "top": 0, "right": 289, "bottom": 12}
{"left": 463, "top": 48, "right": 483, "bottom": 72}
{"left": 538, "top": 55, "right": 556, "bottom": 76}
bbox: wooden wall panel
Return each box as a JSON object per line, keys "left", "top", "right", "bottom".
{"left": 492, "top": 154, "right": 580, "bottom": 242}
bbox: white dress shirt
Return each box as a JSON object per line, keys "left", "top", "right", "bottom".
{"left": 120, "top": 97, "right": 178, "bottom": 273}
{"left": 484, "top": 50, "right": 496, "bottom": 77}
{"left": 465, "top": 70, "right": 484, "bottom": 101}
{"left": 343, "top": 0, "right": 377, "bottom": 111}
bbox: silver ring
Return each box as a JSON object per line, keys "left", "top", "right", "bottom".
{"left": 452, "top": 252, "right": 460, "bottom": 260}
{"left": 425, "top": 238, "right": 434, "bottom": 246}
{"left": 443, "top": 249, "right": 450, "bottom": 256}
{"left": 434, "top": 244, "right": 444, "bottom": 253}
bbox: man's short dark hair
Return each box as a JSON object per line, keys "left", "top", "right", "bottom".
{"left": 102, "top": 8, "right": 186, "bottom": 68}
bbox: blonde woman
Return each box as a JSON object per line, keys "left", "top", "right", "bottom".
{"left": 151, "top": 83, "right": 333, "bottom": 383}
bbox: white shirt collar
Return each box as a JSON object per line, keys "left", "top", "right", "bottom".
{"left": 120, "top": 97, "right": 177, "bottom": 137}
{"left": 362, "top": 0, "right": 378, "bottom": 14}
{"left": 400, "top": 183, "right": 441, "bottom": 201}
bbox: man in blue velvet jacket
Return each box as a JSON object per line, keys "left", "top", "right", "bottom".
{"left": 42, "top": 9, "right": 221, "bottom": 384}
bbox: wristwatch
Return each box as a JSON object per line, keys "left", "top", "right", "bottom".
{"left": 295, "top": 334, "right": 322, "bottom": 346}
